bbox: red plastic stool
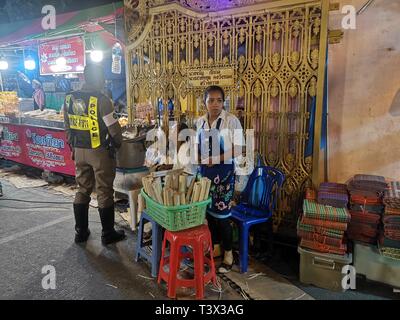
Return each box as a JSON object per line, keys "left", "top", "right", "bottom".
{"left": 158, "top": 224, "right": 217, "bottom": 299}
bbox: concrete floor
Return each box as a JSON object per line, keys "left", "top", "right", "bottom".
{"left": 0, "top": 179, "right": 244, "bottom": 300}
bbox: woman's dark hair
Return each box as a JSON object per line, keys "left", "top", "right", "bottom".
{"left": 178, "top": 122, "right": 190, "bottom": 142}
{"left": 178, "top": 122, "right": 188, "bottom": 133}
{"left": 203, "top": 85, "right": 225, "bottom": 103}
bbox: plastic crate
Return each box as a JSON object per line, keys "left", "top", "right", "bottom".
{"left": 354, "top": 242, "right": 400, "bottom": 289}
{"left": 298, "top": 246, "right": 352, "bottom": 292}
{"left": 141, "top": 189, "right": 211, "bottom": 231}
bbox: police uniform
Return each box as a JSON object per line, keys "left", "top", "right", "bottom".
{"left": 64, "top": 84, "right": 125, "bottom": 245}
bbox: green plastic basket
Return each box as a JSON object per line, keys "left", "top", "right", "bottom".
{"left": 141, "top": 188, "right": 211, "bottom": 231}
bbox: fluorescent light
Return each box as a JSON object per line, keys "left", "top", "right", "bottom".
{"left": 24, "top": 57, "right": 36, "bottom": 70}
{"left": 90, "top": 50, "right": 103, "bottom": 63}
{"left": 0, "top": 58, "right": 8, "bottom": 70}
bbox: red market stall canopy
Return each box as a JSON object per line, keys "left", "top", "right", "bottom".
{"left": 0, "top": 1, "right": 125, "bottom": 52}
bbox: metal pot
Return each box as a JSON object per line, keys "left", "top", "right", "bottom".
{"left": 116, "top": 137, "right": 146, "bottom": 169}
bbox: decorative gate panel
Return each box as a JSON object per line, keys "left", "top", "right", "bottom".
{"left": 124, "top": 0, "right": 329, "bottom": 236}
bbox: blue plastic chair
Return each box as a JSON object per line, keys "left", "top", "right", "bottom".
{"left": 135, "top": 210, "right": 163, "bottom": 277}
{"left": 231, "top": 166, "right": 285, "bottom": 273}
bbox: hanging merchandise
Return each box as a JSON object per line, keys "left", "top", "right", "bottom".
{"left": 111, "top": 43, "right": 122, "bottom": 74}
{"left": 168, "top": 98, "right": 174, "bottom": 120}
{"left": 158, "top": 98, "right": 164, "bottom": 123}
{"left": 56, "top": 78, "right": 71, "bottom": 92}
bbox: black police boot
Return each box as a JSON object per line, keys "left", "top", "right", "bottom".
{"left": 99, "top": 205, "right": 126, "bottom": 245}
{"left": 74, "top": 203, "right": 90, "bottom": 243}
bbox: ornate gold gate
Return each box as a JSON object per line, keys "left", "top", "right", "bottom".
{"left": 124, "top": 0, "right": 329, "bottom": 236}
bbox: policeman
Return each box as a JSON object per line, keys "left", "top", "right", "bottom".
{"left": 64, "top": 64, "right": 126, "bottom": 245}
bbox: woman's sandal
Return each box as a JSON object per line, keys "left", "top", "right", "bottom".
{"left": 218, "top": 262, "right": 233, "bottom": 274}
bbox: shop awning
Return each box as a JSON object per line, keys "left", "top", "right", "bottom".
{"left": 0, "top": 1, "right": 125, "bottom": 51}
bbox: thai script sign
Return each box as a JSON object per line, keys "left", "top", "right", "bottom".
{"left": 187, "top": 68, "right": 235, "bottom": 87}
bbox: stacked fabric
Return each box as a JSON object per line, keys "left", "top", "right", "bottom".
{"left": 347, "top": 174, "right": 387, "bottom": 198}
{"left": 305, "top": 188, "right": 317, "bottom": 202}
{"left": 379, "top": 235, "right": 400, "bottom": 260}
{"left": 380, "top": 181, "right": 400, "bottom": 260}
{"left": 298, "top": 199, "right": 351, "bottom": 255}
{"left": 346, "top": 174, "right": 386, "bottom": 245}
{"left": 347, "top": 210, "right": 381, "bottom": 244}
{"left": 317, "top": 182, "right": 348, "bottom": 208}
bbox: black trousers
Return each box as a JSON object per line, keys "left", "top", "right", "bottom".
{"left": 207, "top": 214, "right": 233, "bottom": 251}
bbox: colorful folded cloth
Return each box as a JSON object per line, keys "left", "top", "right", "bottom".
{"left": 303, "top": 199, "right": 351, "bottom": 223}
{"left": 349, "top": 203, "right": 384, "bottom": 214}
{"left": 379, "top": 233, "right": 400, "bottom": 249}
{"left": 380, "top": 249, "right": 400, "bottom": 260}
{"left": 383, "top": 215, "right": 400, "bottom": 225}
{"left": 384, "top": 230, "right": 400, "bottom": 241}
{"left": 319, "top": 182, "right": 347, "bottom": 193}
{"left": 347, "top": 223, "right": 379, "bottom": 238}
{"left": 385, "top": 207, "right": 400, "bottom": 216}
{"left": 348, "top": 234, "right": 377, "bottom": 245}
{"left": 301, "top": 216, "right": 348, "bottom": 231}
{"left": 297, "top": 219, "right": 344, "bottom": 239}
{"left": 349, "top": 211, "right": 381, "bottom": 225}
{"left": 350, "top": 194, "right": 383, "bottom": 205}
{"left": 300, "top": 238, "right": 347, "bottom": 255}
{"left": 317, "top": 191, "right": 348, "bottom": 208}
{"left": 384, "top": 228, "right": 400, "bottom": 238}
{"left": 383, "top": 201, "right": 400, "bottom": 208}
{"left": 383, "top": 181, "right": 400, "bottom": 208}
{"left": 347, "top": 174, "right": 387, "bottom": 198}
{"left": 350, "top": 174, "right": 387, "bottom": 189}
{"left": 348, "top": 189, "right": 383, "bottom": 198}
{"left": 297, "top": 230, "right": 345, "bottom": 248}
{"left": 384, "top": 224, "right": 400, "bottom": 232}
{"left": 379, "top": 246, "right": 400, "bottom": 260}
{"left": 305, "top": 188, "right": 317, "bottom": 201}
{"left": 319, "top": 182, "right": 348, "bottom": 194}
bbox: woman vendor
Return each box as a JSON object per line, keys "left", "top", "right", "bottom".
{"left": 32, "top": 79, "right": 45, "bottom": 111}
{"left": 196, "top": 85, "right": 244, "bottom": 273}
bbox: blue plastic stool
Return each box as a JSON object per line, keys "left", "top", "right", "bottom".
{"left": 135, "top": 210, "right": 163, "bottom": 277}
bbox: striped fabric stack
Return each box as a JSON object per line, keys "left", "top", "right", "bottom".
{"left": 380, "top": 181, "right": 400, "bottom": 260}
{"left": 347, "top": 174, "right": 386, "bottom": 245}
{"left": 317, "top": 182, "right": 348, "bottom": 208}
{"left": 298, "top": 199, "right": 351, "bottom": 255}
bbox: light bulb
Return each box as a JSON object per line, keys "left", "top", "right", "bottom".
{"left": 0, "top": 59, "right": 8, "bottom": 70}
{"left": 24, "top": 57, "right": 36, "bottom": 70}
{"left": 90, "top": 50, "right": 103, "bottom": 63}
